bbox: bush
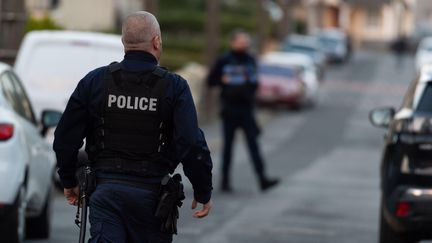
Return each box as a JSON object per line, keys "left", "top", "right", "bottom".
{"left": 161, "top": 49, "right": 203, "bottom": 70}
{"left": 25, "top": 17, "right": 63, "bottom": 33}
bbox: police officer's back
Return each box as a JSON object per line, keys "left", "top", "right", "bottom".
{"left": 54, "top": 11, "right": 213, "bottom": 243}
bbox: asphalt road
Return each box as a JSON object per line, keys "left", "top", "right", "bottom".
{"left": 27, "top": 51, "right": 421, "bottom": 243}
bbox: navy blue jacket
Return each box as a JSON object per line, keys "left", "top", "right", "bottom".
{"left": 207, "top": 51, "right": 258, "bottom": 114}
{"left": 53, "top": 51, "right": 213, "bottom": 203}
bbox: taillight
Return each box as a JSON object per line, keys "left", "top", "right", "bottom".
{"left": 0, "top": 123, "right": 14, "bottom": 140}
{"left": 396, "top": 202, "right": 410, "bottom": 217}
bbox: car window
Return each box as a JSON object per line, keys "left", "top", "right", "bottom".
{"left": 416, "top": 83, "right": 432, "bottom": 113}
{"left": 0, "top": 72, "right": 19, "bottom": 111}
{"left": 23, "top": 42, "right": 96, "bottom": 95}
{"left": 0, "top": 71, "right": 36, "bottom": 124}
{"left": 401, "top": 77, "right": 419, "bottom": 109}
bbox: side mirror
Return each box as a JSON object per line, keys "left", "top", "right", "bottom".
{"left": 369, "top": 107, "right": 395, "bottom": 128}
{"left": 41, "top": 110, "right": 62, "bottom": 136}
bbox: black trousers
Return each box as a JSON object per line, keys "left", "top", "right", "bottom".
{"left": 221, "top": 109, "right": 265, "bottom": 181}
{"left": 89, "top": 183, "right": 172, "bottom": 243}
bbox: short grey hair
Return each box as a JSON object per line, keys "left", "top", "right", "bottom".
{"left": 122, "top": 11, "right": 161, "bottom": 51}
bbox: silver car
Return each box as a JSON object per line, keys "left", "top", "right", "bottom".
{"left": 0, "top": 62, "right": 59, "bottom": 242}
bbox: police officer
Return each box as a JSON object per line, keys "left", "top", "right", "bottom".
{"left": 207, "top": 30, "right": 279, "bottom": 192}
{"left": 54, "top": 11, "right": 213, "bottom": 243}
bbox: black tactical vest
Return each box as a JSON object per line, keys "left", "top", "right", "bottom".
{"left": 92, "top": 62, "right": 169, "bottom": 159}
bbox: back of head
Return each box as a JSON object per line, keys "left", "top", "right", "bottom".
{"left": 122, "top": 11, "right": 162, "bottom": 57}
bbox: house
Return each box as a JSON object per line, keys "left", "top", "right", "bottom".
{"left": 25, "top": 0, "right": 145, "bottom": 31}
{"left": 303, "top": 0, "right": 416, "bottom": 47}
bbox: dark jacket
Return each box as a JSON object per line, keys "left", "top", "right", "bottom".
{"left": 207, "top": 51, "right": 258, "bottom": 114}
{"left": 53, "top": 51, "right": 213, "bottom": 203}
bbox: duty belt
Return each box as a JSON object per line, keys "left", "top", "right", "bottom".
{"left": 97, "top": 178, "right": 160, "bottom": 192}
{"left": 93, "top": 158, "right": 169, "bottom": 175}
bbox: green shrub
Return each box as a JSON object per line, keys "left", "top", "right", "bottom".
{"left": 25, "top": 17, "right": 63, "bottom": 32}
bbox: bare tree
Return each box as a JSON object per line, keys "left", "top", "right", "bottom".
{"left": 143, "top": 0, "right": 158, "bottom": 15}
{"left": 204, "top": 0, "right": 220, "bottom": 66}
{"left": 0, "top": 0, "right": 26, "bottom": 64}
{"left": 200, "top": 0, "right": 221, "bottom": 122}
{"left": 257, "top": 0, "right": 269, "bottom": 54}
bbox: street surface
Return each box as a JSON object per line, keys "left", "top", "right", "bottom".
{"left": 27, "top": 51, "right": 424, "bottom": 243}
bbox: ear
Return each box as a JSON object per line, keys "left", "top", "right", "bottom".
{"left": 153, "top": 36, "right": 162, "bottom": 50}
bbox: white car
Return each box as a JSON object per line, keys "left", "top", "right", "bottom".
{"left": 281, "top": 34, "right": 326, "bottom": 79}
{"left": 0, "top": 62, "right": 58, "bottom": 242}
{"left": 14, "top": 31, "right": 123, "bottom": 186}
{"left": 261, "top": 52, "right": 320, "bottom": 105}
{"left": 14, "top": 30, "right": 124, "bottom": 117}
{"left": 316, "top": 29, "right": 350, "bottom": 63}
{"left": 415, "top": 37, "right": 432, "bottom": 72}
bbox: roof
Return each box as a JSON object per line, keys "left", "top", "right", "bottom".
{"left": 20, "top": 30, "right": 122, "bottom": 48}
{"left": 419, "top": 37, "right": 432, "bottom": 47}
{"left": 261, "top": 52, "right": 314, "bottom": 66}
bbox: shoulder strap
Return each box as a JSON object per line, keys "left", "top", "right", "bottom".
{"left": 150, "top": 66, "right": 170, "bottom": 117}
{"left": 108, "top": 62, "right": 122, "bottom": 73}
{"left": 152, "top": 66, "right": 168, "bottom": 78}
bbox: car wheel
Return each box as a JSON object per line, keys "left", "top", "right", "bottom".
{"left": 379, "top": 205, "right": 418, "bottom": 243}
{"left": 0, "top": 185, "right": 26, "bottom": 243}
{"left": 25, "top": 185, "right": 52, "bottom": 239}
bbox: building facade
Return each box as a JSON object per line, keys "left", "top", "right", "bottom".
{"left": 304, "top": 0, "right": 415, "bottom": 47}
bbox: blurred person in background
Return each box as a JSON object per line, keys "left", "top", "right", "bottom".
{"left": 54, "top": 11, "right": 213, "bottom": 243}
{"left": 207, "top": 30, "right": 279, "bottom": 193}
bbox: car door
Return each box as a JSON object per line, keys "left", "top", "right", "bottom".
{"left": 0, "top": 70, "right": 54, "bottom": 209}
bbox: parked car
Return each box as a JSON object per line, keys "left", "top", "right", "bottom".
{"left": 257, "top": 60, "right": 305, "bottom": 107}
{"left": 370, "top": 64, "right": 432, "bottom": 243}
{"left": 415, "top": 37, "right": 432, "bottom": 72}
{"left": 281, "top": 34, "right": 326, "bottom": 79}
{"left": 260, "top": 52, "right": 319, "bottom": 105}
{"left": 316, "top": 29, "right": 350, "bottom": 63}
{"left": 14, "top": 31, "right": 123, "bottom": 187}
{"left": 0, "top": 62, "right": 59, "bottom": 242}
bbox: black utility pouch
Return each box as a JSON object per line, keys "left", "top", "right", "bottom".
{"left": 75, "top": 165, "right": 97, "bottom": 197}
{"left": 155, "top": 174, "right": 185, "bottom": 234}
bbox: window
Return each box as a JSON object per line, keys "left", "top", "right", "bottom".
{"left": 0, "top": 71, "right": 36, "bottom": 124}
{"left": 366, "top": 8, "right": 380, "bottom": 28}
{"left": 417, "top": 83, "right": 432, "bottom": 113}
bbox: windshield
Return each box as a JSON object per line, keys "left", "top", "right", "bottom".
{"left": 282, "top": 44, "right": 317, "bottom": 58}
{"left": 319, "top": 37, "right": 340, "bottom": 51}
{"left": 416, "top": 82, "right": 432, "bottom": 113}
{"left": 259, "top": 64, "right": 298, "bottom": 78}
{"left": 21, "top": 42, "right": 123, "bottom": 95}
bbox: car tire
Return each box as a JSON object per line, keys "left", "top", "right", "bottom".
{"left": 379, "top": 206, "right": 418, "bottom": 243}
{"left": 25, "top": 186, "right": 52, "bottom": 239}
{"left": 0, "top": 185, "right": 26, "bottom": 243}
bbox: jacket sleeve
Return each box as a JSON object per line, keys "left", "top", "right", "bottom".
{"left": 172, "top": 77, "right": 213, "bottom": 204}
{"left": 53, "top": 75, "right": 91, "bottom": 189}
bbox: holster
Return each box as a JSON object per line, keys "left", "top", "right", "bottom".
{"left": 154, "top": 174, "right": 185, "bottom": 234}
{"left": 75, "top": 165, "right": 97, "bottom": 198}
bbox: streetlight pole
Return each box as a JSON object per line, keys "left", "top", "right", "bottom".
{"left": 257, "top": 0, "right": 269, "bottom": 54}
